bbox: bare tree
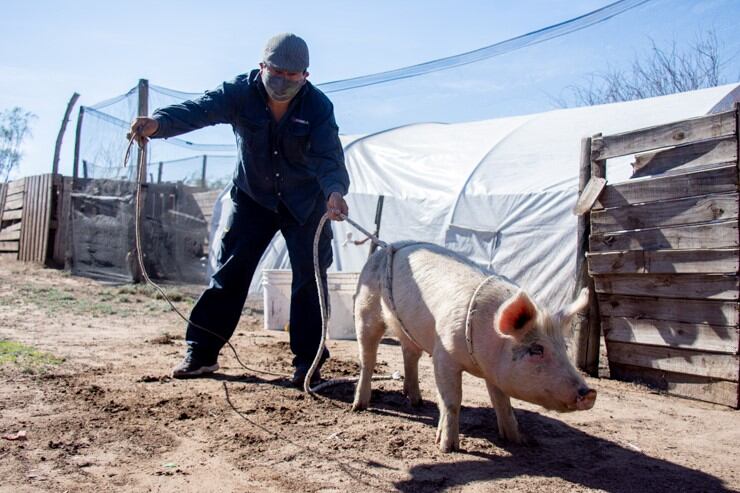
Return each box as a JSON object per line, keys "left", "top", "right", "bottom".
{"left": 0, "top": 107, "right": 36, "bottom": 182}
{"left": 556, "top": 29, "right": 734, "bottom": 107}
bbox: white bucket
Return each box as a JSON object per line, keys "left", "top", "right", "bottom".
{"left": 262, "top": 270, "right": 360, "bottom": 340}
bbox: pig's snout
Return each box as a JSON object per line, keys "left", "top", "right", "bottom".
{"left": 576, "top": 387, "right": 596, "bottom": 410}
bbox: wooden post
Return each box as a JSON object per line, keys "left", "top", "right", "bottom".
{"left": 572, "top": 135, "right": 602, "bottom": 376}
{"left": 572, "top": 137, "right": 592, "bottom": 367}
{"left": 735, "top": 102, "right": 739, "bottom": 175}
{"left": 72, "top": 106, "right": 85, "bottom": 179}
{"left": 52, "top": 92, "right": 80, "bottom": 175}
{"left": 585, "top": 133, "right": 605, "bottom": 376}
{"left": 201, "top": 155, "right": 207, "bottom": 188}
{"left": 736, "top": 103, "right": 739, "bottom": 409}
{"left": 369, "top": 195, "right": 385, "bottom": 256}
{"left": 129, "top": 79, "right": 150, "bottom": 283}
{"left": 0, "top": 181, "right": 7, "bottom": 236}
{"left": 157, "top": 161, "right": 163, "bottom": 184}
{"left": 137, "top": 79, "right": 149, "bottom": 183}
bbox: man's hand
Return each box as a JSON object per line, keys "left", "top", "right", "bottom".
{"left": 327, "top": 192, "right": 348, "bottom": 221}
{"left": 127, "top": 117, "right": 159, "bottom": 145}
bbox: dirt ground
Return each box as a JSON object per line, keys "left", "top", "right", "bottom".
{"left": 0, "top": 257, "right": 738, "bottom": 493}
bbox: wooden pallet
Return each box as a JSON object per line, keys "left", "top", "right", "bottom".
{"left": 580, "top": 106, "right": 740, "bottom": 408}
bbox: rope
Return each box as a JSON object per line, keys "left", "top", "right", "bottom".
{"left": 126, "top": 135, "right": 286, "bottom": 379}
{"left": 124, "top": 137, "right": 404, "bottom": 491}
{"left": 380, "top": 243, "right": 427, "bottom": 352}
{"left": 222, "top": 381, "right": 392, "bottom": 491}
{"left": 304, "top": 212, "right": 400, "bottom": 395}
{"left": 125, "top": 135, "right": 401, "bottom": 395}
{"left": 464, "top": 275, "right": 497, "bottom": 373}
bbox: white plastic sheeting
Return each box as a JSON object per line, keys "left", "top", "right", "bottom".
{"left": 215, "top": 83, "right": 739, "bottom": 310}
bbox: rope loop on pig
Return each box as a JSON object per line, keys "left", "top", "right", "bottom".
{"left": 381, "top": 243, "right": 428, "bottom": 353}
{"left": 306, "top": 212, "right": 408, "bottom": 395}
{"left": 465, "top": 275, "right": 498, "bottom": 373}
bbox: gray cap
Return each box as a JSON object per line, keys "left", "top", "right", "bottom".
{"left": 263, "top": 33, "right": 309, "bottom": 72}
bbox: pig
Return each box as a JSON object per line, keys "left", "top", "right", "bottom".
{"left": 351, "top": 241, "right": 596, "bottom": 452}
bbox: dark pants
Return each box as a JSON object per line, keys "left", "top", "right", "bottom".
{"left": 186, "top": 186, "right": 333, "bottom": 369}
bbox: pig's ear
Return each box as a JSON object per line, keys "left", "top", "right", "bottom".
{"left": 555, "top": 287, "right": 589, "bottom": 328}
{"left": 496, "top": 290, "right": 538, "bottom": 340}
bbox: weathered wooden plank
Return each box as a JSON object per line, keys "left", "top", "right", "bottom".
{"left": 632, "top": 136, "right": 738, "bottom": 178}
{"left": 39, "top": 173, "right": 53, "bottom": 263}
{"left": 3, "top": 209, "right": 22, "bottom": 221}
{"left": 573, "top": 177, "right": 606, "bottom": 216}
{"left": 6, "top": 178, "right": 25, "bottom": 195}
{"left": 19, "top": 175, "right": 38, "bottom": 261}
{"left": 0, "top": 228, "right": 21, "bottom": 241}
{"left": 0, "top": 252, "right": 18, "bottom": 260}
{"left": 52, "top": 176, "right": 73, "bottom": 267}
{"left": 31, "top": 175, "right": 42, "bottom": 261}
{"left": 2, "top": 188, "right": 24, "bottom": 205}
{"left": 587, "top": 248, "right": 739, "bottom": 275}
{"left": 194, "top": 199, "right": 218, "bottom": 210}
{"left": 17, "top": 174, "right": 53, "bottom": 263}
{"left": 0, "top": 222, "right": 21, "bottom": 233}
{"left": 0, "top": 240, "right": 19, "bottom": 252}
{"left": 609, "top": 363, "right": 738, "bottom": 408}
{"left": 0, "top": 184, "right": 6, "bottom": 226}
{"left": 192, "top": 190, "right": 220, "bottom": 216}
{"left": 606, "top": 341, "right": 738, "bottom": 380}
{"left": 20, "top": 176, "right": 34, "bottom": 262}
{"left": 596, "top": 164, "right": 737, "bottom": 209}
{"left": 167, "top": 209, "right": 207, "bottom": 224}
{"left": 591, "top": 192, "right": 738, "bottom": 234}
{"left": 591, "top": 110, "right": 737, "bottom": 160}
{"left": 572, "top": 136, "right": 601, "bottom": 374}
{"left": 603, "top": 316, "right": 739, "bottom": 353}
{"left": 590, "top": 220, "right": 738, "bottom": 252}
{"left": 597, "top": 294, "right": 738, "bottom": 326}
{"left": 18, "top": 176, "right": 33, "bottom": 261}
{"left": 594, "top": 273, "right": 738, "bottom": 300}
{"left": 3, "top": 195, "right": 24, "bottom": 212}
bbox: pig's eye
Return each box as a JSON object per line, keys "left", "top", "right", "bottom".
{"left": 528, "top": 343, "right": 544, "bottom": 356}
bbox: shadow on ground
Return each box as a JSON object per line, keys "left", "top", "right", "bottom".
{"left": 187, "top": 369, "right": 732, "bottom": 493}
{"left": 388, "top": 405, "right": 732, "bottom": 493}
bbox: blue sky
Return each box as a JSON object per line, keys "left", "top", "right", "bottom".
{"left": 2, "top": 0, "right": 739, "bottom": 178}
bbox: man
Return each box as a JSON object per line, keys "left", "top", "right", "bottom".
{"left": 129, "top": 33, "right": 349, "bottom": 387}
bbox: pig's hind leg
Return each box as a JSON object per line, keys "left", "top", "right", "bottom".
{"left": 401, "top": 342, "right": 423, "bottom": 406}
{"left": 433, "top": 350, "right": 463, "bottom": 452}
{"left": 485, "top": 381, "right": 527, "bottom": 444}
{"left": 351, "top": 291, "right": 386, "bottom": 411}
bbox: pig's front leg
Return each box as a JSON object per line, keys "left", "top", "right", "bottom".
{"left": 485, "top": 381, "right": 527, "bottom": 444}
{"left": 433, "top": 350, "right": 463, "bottom": 452}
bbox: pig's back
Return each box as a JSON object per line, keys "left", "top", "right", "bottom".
{"left": 389, "top": 243, "right": 516, "bottom": 348}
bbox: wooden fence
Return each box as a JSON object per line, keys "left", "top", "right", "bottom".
{"left": 0, "top": 173, "right": 216, "bottom": 271}
{"left": 2, "top": 175, "right": 51, "bottom": 262}
{"left": 192, "top": 189, "right": 221, "bottom": 250}
{"left": 0, "top": 174, "right": 75, "bottom": 266}
{"left": 577, "top": 105, "right": 739, "bottom": 408}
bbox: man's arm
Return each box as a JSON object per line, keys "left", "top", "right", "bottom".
{"left": 129, "top": 79, "right": 243, "bottom": 142}
{"left": 308, "top": 105, "right": 350, "bottom": 220}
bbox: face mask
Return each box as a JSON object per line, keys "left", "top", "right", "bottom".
{"left": 261, "top": 70, "right": 304, "bottom": 102}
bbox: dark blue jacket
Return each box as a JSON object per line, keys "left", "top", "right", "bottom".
{"left": 151, "top": 69, "right": 349, "bottom": 223}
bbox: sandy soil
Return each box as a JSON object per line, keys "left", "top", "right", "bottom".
{"left": 0, "top": 257, "right": 738, "bottom": 493}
